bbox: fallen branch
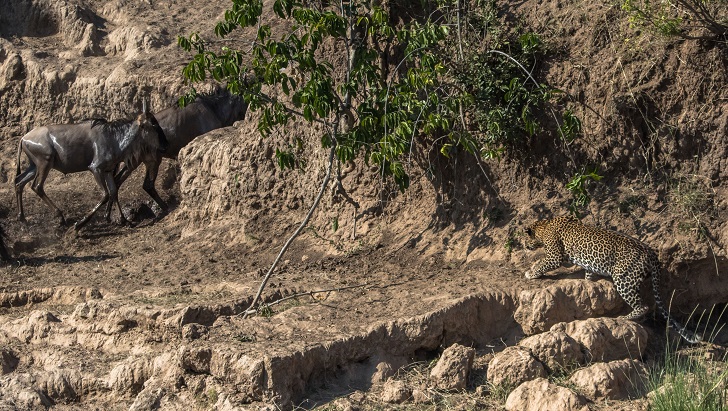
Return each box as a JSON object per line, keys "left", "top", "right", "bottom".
{"left": 245, "top": 282, "right": 370, "bottom": 315}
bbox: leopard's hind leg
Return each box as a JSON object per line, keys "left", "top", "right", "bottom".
{"left": 613, "top": 268, "right": 650, "bottom": 320}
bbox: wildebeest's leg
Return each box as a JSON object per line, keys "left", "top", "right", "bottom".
{"left": 75, "top": 170, "right": 110, "bottom": 230}
{"left": 142, "top": 159, "right": 167, "bottom": 212}
{"left": 14, "top": 162, "right": 37, "bottom": 222}
{"left": 97, "top": 161, "right": 136, "bottom": 212}
{"left": 31, "top": 160, "right": 66, "bottom": 225}
{"left": 113, "top": 162, "right": 135, "bottom": 188}
{"left": 105, "top": 172, "right": 129, "bottom": 226}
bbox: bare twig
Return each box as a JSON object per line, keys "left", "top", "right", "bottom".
{"left": 257, "top": 282, "right": 370, "bottom": 312}
{"left": 242, "top": 145, "right": 338, "bottom": 318}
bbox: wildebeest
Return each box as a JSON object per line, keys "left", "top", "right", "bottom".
{"left": 14, "top": 100, "right": 168, "bottom": 230}
{"left": 112, "top": 89, "right": 248, "bottom": 212}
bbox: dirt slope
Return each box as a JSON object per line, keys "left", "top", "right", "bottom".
{"left": 0, "top": 0, "right": 726, "bottom": 409}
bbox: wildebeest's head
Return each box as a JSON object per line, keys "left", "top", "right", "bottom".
{"left": 137, "top": 99, "right": 169, "bottom": 153}
{"left": 200, "top": 88, "right": 249, "bottom": 126}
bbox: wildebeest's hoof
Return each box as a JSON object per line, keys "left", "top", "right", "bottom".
{"left": 17, "top": 214, "right": 26, "bottom": 223}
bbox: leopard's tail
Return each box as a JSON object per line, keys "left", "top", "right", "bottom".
{"left": 651, "top": 264, "right": 702, "bottom": 343}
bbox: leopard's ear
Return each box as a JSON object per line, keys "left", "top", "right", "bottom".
{"left": 525, "top": 227, "right": 534, "bottom": 237}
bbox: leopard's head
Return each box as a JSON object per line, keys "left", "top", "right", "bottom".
{"left": 523, "top": 220, "right": 550, "bottom": 250}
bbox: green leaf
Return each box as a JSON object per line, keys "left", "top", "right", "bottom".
{"left": 303, "top": 106, "right": 313, "bottom": 122}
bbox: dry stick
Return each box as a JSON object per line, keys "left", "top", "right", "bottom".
{"left": 242, "top": 146, "right": 337, "bottom": 318}
{"left": 261, "top": 282, "right": 370, "bottom": 309}
{"left": 352, "top": 207, "right": 356, "bottom": 240}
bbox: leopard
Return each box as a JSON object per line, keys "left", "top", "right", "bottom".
{"left": 524, "top": 215, "right": 701, "bottom": 343}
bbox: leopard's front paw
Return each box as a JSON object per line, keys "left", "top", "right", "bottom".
{"left": 524, "top": 270, "right": 538, "bottom": 279}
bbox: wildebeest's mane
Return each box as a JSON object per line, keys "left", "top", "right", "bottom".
{"left": 194, "top": 88, "right": 240, "bottom": 108}
{"left": 87, "top": 117, "right": 135, "bottom": 132}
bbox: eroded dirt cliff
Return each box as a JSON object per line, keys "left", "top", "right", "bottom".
{"left": 0, "top": 0, "right": 726, "bottom": 409}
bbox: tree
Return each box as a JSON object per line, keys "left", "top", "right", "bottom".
{"left": 179, "top": 0, "right": 457, "bottom": 314}
{"left": 178, "top": 0, "right": 568, "bottom": 314}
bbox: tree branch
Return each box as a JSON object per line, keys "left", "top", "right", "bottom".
{"left": 242, "top": 144, "right": 338, "bottom": 318}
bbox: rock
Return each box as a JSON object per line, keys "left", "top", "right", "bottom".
{"left": 182, "top": 323, "right": 209, "bottom": 340}
{"left": 1, "top": 53, "right": 24, "bottom": 82}
{"left": 370, "top": 355, "right": 408, "bottom": 383}
{"left": 180, "top": 347, "right": 212, "bottom": 374}
{"left": 569, "top": 359, "right": 648, "bottom": 400}
{"left": 381, "top": 379, "right": 411, "bottom": 404}
{"left": 515, "top": 280, "right": 626, "bottom": 335}
{"left": 37, "top": 369, "right": 83, "bottom": 402}
{"left": 505, "top": 377, "right": 589, "bottom": 411}
{"left": 371, "top": 361, "right": 394, "bottom": 383}
{"left": 0, "top": 374, "right": 52, "bottom": 408}
{"left": 518, "top": 330, "right": 585, "bottom": 373}
{"left": 209, "top": 351, "right": 265, "bottom": 402}
{"left": 108, "top": 356, "right": 153, "bottom": 395}
{"left": 430, "top": 343, "right": 475, "bottom": 391}
{"left": 105, "top": 25, "right": 167, "bottom": 60}
{"left": 551, "top": 317, "right": 648, "bottom": 362}
{"left": 487, "top": 346, "right": 547, "bottom": 388}
{"left": 129, "top": 384, "right": 166, "bottom": 411}
{"left": 7, "top": 310, "right": 62, "bottom": 343}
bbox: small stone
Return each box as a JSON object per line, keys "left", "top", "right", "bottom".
{"left": 518, "top": 330, "right": 585, "bottom": 372}
{"left": 551, "top": 317, "right": 648, "bottom": 362}
{"left": 331, "top": 397, "right": 358, "bottom": 411}
{"left": 568, "top": 359, "right": 648, "bottom": 400}
{"left": 505, "top": 377, "right": 589, "bottom": 411}
{"left": 371, "top": 361, "right": 394, "bottom": 383}
{"left": 182, "top": 323, "right": 209, "bottom": 340}
{"left": 430, "top": 343, "right": 475, "bottom": 391}
{"left": 487, "top": 346, "right": 547, "bottom": 389}
{"left": 381, "top": 379, "right": 411, "bottom": 404}
{"left": 179, "top": 347, "right": 212, "bottom": 374}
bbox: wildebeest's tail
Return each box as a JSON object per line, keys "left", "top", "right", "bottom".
{"left": 652, "top": 265, "right": 702, "bottom": 343}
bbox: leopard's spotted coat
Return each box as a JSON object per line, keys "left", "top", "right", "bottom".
{"left": 524, "top": 215, "right": 700, "bottom": 343}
